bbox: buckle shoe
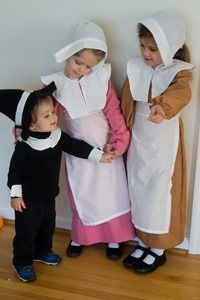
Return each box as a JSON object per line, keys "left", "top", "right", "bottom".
{"left": 106, "top": 244, "right": 122, "bottom": 260}
{"left": 134, "top": 250, "right": 166, "bottom": 274}
{"left": 123, "top": 245, "right": 149, "bottom": 268}
{"left": 66, "top": 241, "right": 83, "bottom": 257}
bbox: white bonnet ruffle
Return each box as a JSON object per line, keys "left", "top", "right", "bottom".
{"left": 140, "top": 10, "right": 186, "bottom": 66}
{"left": 54, "top": 20, "right": 107, "bottom": 63}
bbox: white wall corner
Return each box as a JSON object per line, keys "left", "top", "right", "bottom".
{"left": 188, "top": 126, "right": 200, "bottom": 254}
{"left": 175, "top": 237, "right": 189, "bottom": 251}
{"left": 0, "top": 207, "right": 14, "bottom": 220}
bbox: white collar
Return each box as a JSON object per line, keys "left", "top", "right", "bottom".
{"left": 23, "top": 128, "right": 61, "bottom": 151}
{"left": 41, "top": 64, "right": 111, "bottom": 119}
{"left": 127, "top": 57, "right": 194, "bottom": 102}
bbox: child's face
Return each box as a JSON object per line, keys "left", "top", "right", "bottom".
{"left": 29, "top": 99, "right": 58, "bottom": 132}
{"left": 65, "top": 49, "right": 100, "bottom": 79}
{"left": 139, "top": 37, "right": 163, "bottom": 68}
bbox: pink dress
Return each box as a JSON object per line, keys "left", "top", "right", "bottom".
{"left": 42, "top": 67, "right": 135, "bottom": 245}
{"left": 63, "top": 80, "right": 134, "bottom": 245}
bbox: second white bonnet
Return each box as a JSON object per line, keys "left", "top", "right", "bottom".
{"left": 140, "top": 10, "right": 186, "bottom": 66}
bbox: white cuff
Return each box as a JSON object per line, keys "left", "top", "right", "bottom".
{"left": 10, "top": 185, "right": 22, "bottom": 198}
{"left": 88, "top": 148, "right": 103, "bottom": 162}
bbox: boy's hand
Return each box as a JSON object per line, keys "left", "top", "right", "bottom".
{"left": 11, "top": 197, "right": 26, "bottom": 212}
{"left": 148, "top": 104, "right": 166, "bottom": 124}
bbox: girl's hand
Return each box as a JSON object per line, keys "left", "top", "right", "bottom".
{"left": 113, "top": 149, "right": 123, "bottom": 159}
{"left": 105, "top": 144, "right": 123, "bottom": 159}
{"left": 100, "top": 152, "right": 114, "bottom": 163}
{"left": 11, "top": 197, "right": 26, "bottom": 212}
{"left": 105, "top": 144, "right": 113, "bottom": 153}
{"left": 148, "top": 104, "right": 166, "bottom": 124}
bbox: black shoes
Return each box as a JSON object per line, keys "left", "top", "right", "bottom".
{"left": 123, "top": 247, "right": 166, "bottom": 274}
{"left": 66, "top": 242, "right": 122, "bottom": 260}
{"left": 106, "top": 244, "right": 122, "bottom": 260}
{"left": 122, "top": 245, "right": 149, "bottom": 268}
{"left": 66, "top": 241, "right": 83, "bottom": 257}
{"left": 134, "top": 250, "right": 166, "bottom": 274}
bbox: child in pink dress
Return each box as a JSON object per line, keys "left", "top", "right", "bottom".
{"left": 41, "top": 20, "right": 134, "bottom": 259}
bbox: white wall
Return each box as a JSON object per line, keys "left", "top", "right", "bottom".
{"left": 0, "top": 0, "right": 200, "bottom": 238}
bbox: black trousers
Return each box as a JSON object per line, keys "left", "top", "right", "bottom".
{"left": 13, "top": 199, "right": 56, "bottom": 266}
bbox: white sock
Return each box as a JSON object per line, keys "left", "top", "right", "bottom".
{"left": 150, "top": 248, "right": 164, "bottom": 256}
{"left": 71, "top": 241, "right": 80, "bottom": 246}
{"left": 132, "top": 236, "right": 139, "bottom": 242}
{"left": 130, "top": 238, "right": 148, "bottom": 258}
{"left": 130, "top": 248, "right": 144, "bottom": 258}
{"left": 143, "top": 248, "right": 164, "bottom": 265}
{"left": 137, "top": 239, "right": 148, "bottom": 248}
{"left": 108, "top": 243, "right": 119, "bottom": 248}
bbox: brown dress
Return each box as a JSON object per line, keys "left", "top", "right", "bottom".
{"left": 121, "top": 70, "right": 192, "bottom": 249}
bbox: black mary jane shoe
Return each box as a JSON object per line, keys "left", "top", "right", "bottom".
{"left": 134, "top": 250, "right": 166, "bottom": 274}
{"left": 66, "top": 241, "right": 83, "bottom": 257}
{"left": 122, "top": 245, "right": 149, "bottom": 268}
{"left": 106, "top": 244, "right": 122, "bottom": 260}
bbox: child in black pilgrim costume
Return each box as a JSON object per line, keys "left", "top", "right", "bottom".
{"left": 0, "top": 82, "right": 114, "bottom": 282}
{"left": 121, "top": 10, "right": 194, "bottom": 274}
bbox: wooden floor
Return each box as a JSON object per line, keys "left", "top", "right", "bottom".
{"left": 0, "top": 222, "right": 200, "bottom": 300}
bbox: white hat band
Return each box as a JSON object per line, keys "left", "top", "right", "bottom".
{"left": 54, "top": 37, "right": 107, "bottom": 63}
{"left": 15, "top": 91, "right": 30, "bottom": 126}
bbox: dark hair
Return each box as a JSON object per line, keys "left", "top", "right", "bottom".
{"left": 173, "top": 44, "right": 190, "bottom": 63}
{"left": 138, "top": 23, "right": 153, "bottom": 39}
{"left": 137, "top": 23, "right": 190, "bottom": 63}
{"left": 75, "top": 48, "right": 106, "bottom": 61}
{"left": 21, "top": 95, "right": 54, "bottom": 140}
{"left": 30, "top": 95, "right": 54, "bottom": 124}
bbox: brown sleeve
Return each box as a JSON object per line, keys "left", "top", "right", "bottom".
{"left": 151, "top": 70, "right": 192, "bottom": 119}
{"left": 120, "top": 77, "right": 135, "bottom": 131}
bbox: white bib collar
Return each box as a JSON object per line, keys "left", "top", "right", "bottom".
{"left": 41, "top": 64, "right": 111, "bottom": 119}
{"left": 127, "top": 57, "right": 194, "bottom": 102}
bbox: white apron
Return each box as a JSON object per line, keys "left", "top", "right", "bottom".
{"left": 41, "top": 65, "right": 131, "bottom": 226}
{"left": 127, "top": 102, "right": 179, "bottom": 233}
{"left": 64, "top": 110, "right": 131, "bottom": 226}
{"left": 126, "top": 57, "right": 193, "bottom": 234}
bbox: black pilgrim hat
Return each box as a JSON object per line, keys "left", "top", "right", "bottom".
{"left": 0, "top": 81, "right": 56, "bottom": 131}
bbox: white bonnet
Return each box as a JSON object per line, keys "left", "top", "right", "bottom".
{"left": 140, "top": 10, "right": 186, "bottom": 66}
{"left": 54, "top": 20, "right": 107, "bottom": 63}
